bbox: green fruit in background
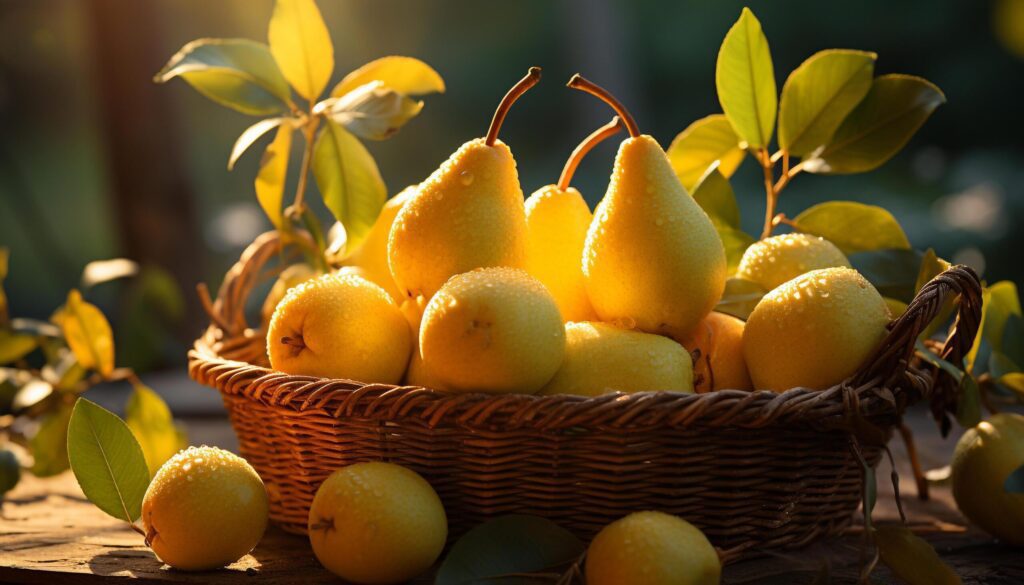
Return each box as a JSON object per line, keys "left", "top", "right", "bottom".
{"left": 736, "top": 233, "right": 850, "bottom": 292}
{"left": 951, "top": 413, "right": 1024, "bottom": 547}
{"left": 0, "top": 448, "right": 21, "bottom": 497}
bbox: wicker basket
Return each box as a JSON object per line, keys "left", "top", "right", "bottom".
{"left": 188, "top": 230, "right": 982, "bottom": 561}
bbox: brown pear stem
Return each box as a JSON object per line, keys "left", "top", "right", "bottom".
{"left": 280, "top": 335, "right": 306, "bottom": 350}
{"left": 557, "top": 117, "right": 624, "bottom": 191}
{"left": 485, "top": 67, "right": 542, "bottom": 147}
{"left": 566, "top": 74, "right": 640, "bottom": 138}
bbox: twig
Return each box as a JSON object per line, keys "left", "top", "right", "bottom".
{"left": 898, "top": 422, "right": 929, "bottom": 501}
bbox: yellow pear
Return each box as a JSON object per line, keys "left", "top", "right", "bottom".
{"left": 339, "top": 186, "right": 416, "bottom": 301}
{"left": 678, "top": 311, "right": 752, "bottom": 393}
{"left": 524, "top": 117, "right": 623, "bottom": 322}
{"left": 539, "top": 321, "right": 693, "bottom": 397}
{"left": 951, "top": 413, "right": 1024, "bottom": 547}
{"left": 260, "top": 263, "right": 319, "bottom": 327}
{"left": 419, "top": 267, "right": 565, "bottom": 394}
{"left": 736, "top": 233, "right": 850, "bottom": 291}
{"left": 743, "top": 267, "right": 890, "bottom": 391}
{"left": 568, "top": 75, "right": 726, "bottom": 339}
{"left": 398, "top": 295, "right": 446, "bottom": 390}
{"left": 388, "top": 69, "right": 541, "bottom": 299}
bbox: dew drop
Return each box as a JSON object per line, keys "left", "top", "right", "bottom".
{"left": 459, "top": 171, "right": 474, "bottom": 186}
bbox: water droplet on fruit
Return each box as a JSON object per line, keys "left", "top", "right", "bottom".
{"left": 459, "top": 171, "right": 474, "bottom": 186}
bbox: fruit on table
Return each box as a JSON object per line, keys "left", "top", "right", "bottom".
{"left": 141, "top": 446, "right": 268, "bottom": 571}
{"left": 585, "top": 511, "right": 721, "bottom": 585}
{"left": 568, "top": 74, "right": 726, "bottom": 340}
{"left": 951, "top": 413, "right": 1024, "bottom": 547}
{"left": 743, "top": 267, "right": 890, "bottom": 391}
{"left": 259, "top": 263, "right": 319, "bottom": 327}
{"left": 308, "top": 462, "right": 446, "bottom": 584}
{"left": 419, "top": 267, "right": 565, "bottom": 394}
{"left": 539, "top": 321, "right": 693, "bottom": 397}
{"left": 678, "top": 311, "right": 752, "bottom": 393}
{"left": 339, "top": 186, "right": 416, "bottom": 301}
{"left": 0, "top": 448, "right": 20, "bottom": 497}
{"left": 524, "top": 117, "right": 624, "bottom": 322}
{"left": 267, "top": 273, "right": 410, "bottom": 383}
{"left": 736, "top": 233, "right": 850, "bottom": 291}
{"left": 388, "top": 68, "right": 541, "bottom": 299}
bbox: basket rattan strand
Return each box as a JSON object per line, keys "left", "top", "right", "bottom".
{"left": 188, "top": 231, "right": 982, "bottom": 561}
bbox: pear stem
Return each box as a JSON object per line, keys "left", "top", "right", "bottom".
{"left": 566, "top": 74, "right": 640, "bottom": 138}
{"left": 485, "top": 67, "right": 542, "bottom": 147}
{"left": 557, "top": 117, "right": 624, "bottom": 191}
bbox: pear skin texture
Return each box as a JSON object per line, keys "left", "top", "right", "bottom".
{"left": 539, "top": 321, "right": 693, "bottom": 397}
{"left": 951, "top": 413, "right": 1024, "bottom": 547}
{"left": 524, "top": 185, "right": 597, "bottom": 322}
{"left": 399, "top": 296, "right": 447, "bottom": 390}
{"left": 260, "top": 263, "right": 319, "bottom": 327}
{"left": 419, "top": 267, "right": 565, "bottom": 394}
{"left": 343, "top": 186, "right": 416, "bottom": 301}
{"left": 743, "top": 267, "right": 890, "bottom": 391}
{"left": 737, "top": 233, "right": 851, "bottom": 291}
{"left": 585, "top": 511, "right": 721, "bottom": 585}
{"left": 268, "top": 273, "right": 411, "bottom": 384}
{"left": 388, "top": 138, "right": 527, "bottom": 299}
{"left": 679, "top": 311, "right": 752, "bottom": 393}
{"left": 583, "top": 135, "right": 726, "bottom": 339}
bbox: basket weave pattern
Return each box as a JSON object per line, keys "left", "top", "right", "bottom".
{"left": 188, "top": 231, "right": 982, "bottom": 560}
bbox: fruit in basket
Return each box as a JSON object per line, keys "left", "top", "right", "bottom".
{"left": 338, "top": 186, "right": 416, "bottom": 301}
{"left": 524, "top": 117, "right": 624, "bottom": 322}
{"left": 743, "top": 267, "right": 890, "bottom": 391}
{"left": 141, "top": 446, "right": 268, "bottom": 571}
{"left": 679, "top": 311, "right": 752, "bottom": 392}
{"left": 951, "top": 413, "right": 1024, "bottom": 547}
{"left": 540, "top": 321, "right": 693, "bottom": 396}
{"left": 736, "top": 233, "right": 850, "bottom": 291}
{"left": 399, "top": 295, "right": 445, "bottom": 389}
{"left": 309, "top": 462, "right": 446, "bottom": 584}
{"left": 388, "top": 68, "right": 541, "bottom": 299}
{"left": 567, "top": 75, "right": 726, "bottom": 339}
{"left": 267, "top": 273, "right": 410, "bottom": 383}
{"left": 259, "top": 263, "right": 319, "bottom": 327}
{"left": 585, "top": 511, "right": 721, "bottom": 585}
{"left": 420, "top": 267, "right": 565, "bottom": 394}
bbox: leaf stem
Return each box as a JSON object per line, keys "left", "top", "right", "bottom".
{"left": 758, "top": 148, "right": 777, "bottom": 239}
{"left": 286, "top": 114, "right": 319, "bottom": 223}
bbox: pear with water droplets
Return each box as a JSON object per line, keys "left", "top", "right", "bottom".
{"left": 569, "top": 75, "right": 726, "bottom": 339}
{"left": 388, "top": 69, "right": 541, "bottom": 299}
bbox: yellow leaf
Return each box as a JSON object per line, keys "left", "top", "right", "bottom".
{"left": 61, "top": 290, "right": 115, "bottom": 378}
{"left": 331, "top": 55, "right": 445, "bottom": 98}
{"left": 875, "top": 525, "right": 962, "bottom": 585}
{"left": 667, "top": 114, "right": 746, "bottom": 191}
{"left": 255, "top": 123, "right": 294, "bottom": 229}
{"left": 126, "top": 382, "right": 187, "bottom": 476}
{"left": 268, "top": 0, "right": 334, "bottom": 102}
{"left": 0, "top": 329, "right": 36, "bottom": 364}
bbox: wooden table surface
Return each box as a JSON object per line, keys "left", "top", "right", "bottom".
{"left": 1, "top": 406, "right": 1022, "bottom": 584}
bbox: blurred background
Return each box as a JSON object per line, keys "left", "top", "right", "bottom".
{"left": 1, "top": 0, "right": 1023, "bottom": 375}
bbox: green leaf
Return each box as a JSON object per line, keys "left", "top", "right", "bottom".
{"left": 126, "top": 382, "right": 186, "bottom": 477}
{"left": 998, "top": 372, "right": 1024, "bottom": 399}
{"left": 0, "top": 329, "right": 36, "bottom": 364}
{"left": 719, "top": 226, "right": 756, "bottom": 276}
{"left": 30, "top": 402, "right": 73, "bottom": 477}
{"left": 956, "top": 374, "right": 982, "bottom": 428}
{"left": 228, "top": 117, "right": 290, "bottom": 170}
{"left": 715, "top": 7, "right": 777, "bottom": 148}
{"left": 793, "top": 201, "right": 910, "bottom": 255}
{"left": 154, "top": 38, "right": 291, "bottom": 116}
{"left": 81, "top": 258, "right": 139, "bottom": 290}
{"left": 915, "top": 340, "right": 965, "bottom": 383}
{"left": 1001, "top": 313, "right": 1024, "bottom": 368}
{"left": 67, "top": 398, "right": 150, "bottom": 523}
{"left": 435, "top": 515, "right": 585, "bottom": 585}
{"left": 331, "top": 55, "right": 445, "bottom": 98}
{"left": 691, "top": 163, "right": 740, "bottom": 229}
{"left": 778, "top": 49, "right": 876, "bottom": 156}
{"left": 981, "top": 281, "right": 1021, "bottom": 354}
{"left": 268, "top": 0, "right": 334, "bottom": 102}
{"left": 864, "top": 462, "right": 877, "bottom": 518}
{"left": 849, "top": 249, "right": 923, "bottom": 303}
{"left": 61, "top": 290, "right": 115, "bottom": 378}
{"left": 312, "top": 120, "right": 387, "bottom": 253}
{"left": 715, "top": 277, "right": 766, "bottom": 320}
{"left": 807, "top": 74, "right": 945, "bottom": 174}
{"left": 667, "top": 114, "right": 746, "bottom": 190}
{"left": 1006, "top": 464, "right": 1024, "bottom": 494}
{"left": 917, "top": 249, "right": 954, "bottom": 340}
{"left": 254, "top": 123, "right": 294, "bottom": 229}
{"left": 318, "top": 81, "right": 424, "bottom": 141}
{"left": 0, "top": 448, "right": 20, "bottom": 497}
{"left": 875, "top": 525, "right": 962, "bottom": 585}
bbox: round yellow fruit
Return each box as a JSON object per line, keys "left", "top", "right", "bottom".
{"left": 736, "top": 233, "right": 850, "bottom": 291}
{"left": 268, "top": 273, "right": 410, "bottom": 383}
{"left": 586, "top": 511, "right": 721, "bottom": 585}
{"left": 679, "top": 311, "right": 752, "bottom": 393}
{"left": 743, "top": 267, "right": 889, "bottom": 391}
{"left": 260, "top": 263, "right": 319, "bottom": 327}
{"left": 308, "top": 462, "right": 447, "bottom": 584}
{"left": 540, "top": 321, "right": 693, "bottom": 397}
{"left": 142, "top": 446, "right": 268, "bottom": 571}
{"left": 951, "top": 413, "right": 1024, "bottom": 546}
{"left": 340, "top": 186, "right": 415, "bottom": 301}
{"left": 420, "top": 267, "right": 565, "bottom": 394}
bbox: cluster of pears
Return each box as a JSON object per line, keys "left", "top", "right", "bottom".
{"left": 267, "top": 68, "right": 893, "bottom": 397}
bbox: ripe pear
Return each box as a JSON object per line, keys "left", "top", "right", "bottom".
{"left": 539, "top": 321, "right": 693, "bottom": 397}
{"left": 419, "top": 267, "right": 565, "bottom": 394}
{"left": 743, "top": 267, "right": 890, "bottom": 391}
{"left": 389, "top": 69, "right": 541, "bottom": 299}
{"left": 679, "top": 311, "right": 752, "bottom": 392}
{"left": 951, "top": 413, "right": 1024, "bottom": 547}
{"left": 260, "top": 263, "right": 319, "bottom": 327}
{"left": 338, "top": 186, "right": 416, "bottom": 301}
{"left": 737, "top": 233, "right": 850, "bottom": 291}
{"left": 399, "top": 295, "right": 446, "bottom": 390}
{"left": 568, "top": 75, "right": 726, "bottom": 339}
